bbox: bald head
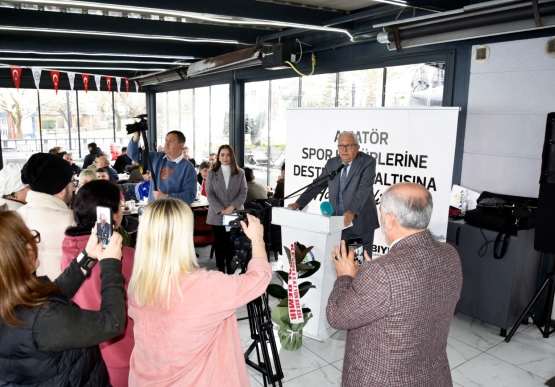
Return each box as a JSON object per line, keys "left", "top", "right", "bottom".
{"left": 95, "top": 156, "right": 110, "bottom": 168}
{"left": 380, "top": 183, "right": 432, "bottom": 231}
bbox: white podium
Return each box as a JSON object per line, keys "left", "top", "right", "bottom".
{"left": 272, "top": 208, "right": 349, "bottom": 341}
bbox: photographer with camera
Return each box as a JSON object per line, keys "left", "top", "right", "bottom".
{"left": 127, "top": 123, "right": 196, "bottom": 204}
{"left": 128, "top": 199, "right": 271, "bottom": 387}
{"left": 206, "top": 145, "right": 247, "bottom": 274}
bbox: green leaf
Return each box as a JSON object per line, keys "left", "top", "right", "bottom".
{"left": 283, "top": 246, "right": 291, "bottom": 264}
{"left": 298, "top": 281, "right": 314, "bottom": 290}
{"left": 298, "top": 261, "right": 321, "bottom": 279}
{"left": 276, "top": 270, "right": 288, "bottom": 284}
{"left": 277, "top": 298, "right": 288, "bottom": 307}
{"left": 296, "top": 263, "right": 313, "bottom": 271}
{"left": 267, "top": 284, "right": 287, "bottom": 300}
{"left": 300, "top": 246, "right": 313, "bottom": 258}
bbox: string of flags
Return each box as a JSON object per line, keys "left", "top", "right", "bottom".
{"left": 9, "top": 66, "right": 139, "bottom": 94}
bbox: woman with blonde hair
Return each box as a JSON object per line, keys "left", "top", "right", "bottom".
{"left": 0, "top": 210, "right": 126, "bottom": 386}
{"left": 128, "top": 198, "right": 272, "bottom": 386}
{"left": 77, "top": 169, "right": 97, "bottom": 191}
{"left": 206, "top": 144, "right": 247, "bottom": 274}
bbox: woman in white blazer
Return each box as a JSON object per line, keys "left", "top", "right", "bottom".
{"left": 206, "top": 145, "right": 247, "bottom": 274}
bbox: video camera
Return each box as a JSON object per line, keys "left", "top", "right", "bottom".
{"left": 125, "top": 114, "right": 148, "bottom": 135}
{"left": 224, "top": 208, "right": 265, "bottom": 272}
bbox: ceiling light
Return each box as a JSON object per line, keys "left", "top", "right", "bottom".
{"left": 4, "top": 0, "right": 354, "bottom": 41}
{"left": 0, "top": 49, "right": 196, "bottom": 60}
{"left": 0, "top": 25, "right": 243, "bottom": 44}
{"left": 0, "top": 57, "right": 186, "bottom": 65}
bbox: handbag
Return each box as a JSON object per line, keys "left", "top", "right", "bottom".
{"left": 464, "top": 191, "right": 537, "bottom": 259}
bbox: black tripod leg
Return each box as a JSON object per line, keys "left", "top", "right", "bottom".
{"left": 505, "top": 277, "right": 552, "bottom": 342}
{"left": 542, "top": 275, "right": 555, "bottom": 338}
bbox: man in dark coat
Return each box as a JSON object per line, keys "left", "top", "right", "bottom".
{"left": 113, "top": 147, "right": 133, "bottom": 174}
{"left": 83, "top": 143, "right": 108, "bottom": 169}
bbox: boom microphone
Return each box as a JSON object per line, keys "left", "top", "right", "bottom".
{"left": 328, "top": 162, "right": 346, "bottom": 180}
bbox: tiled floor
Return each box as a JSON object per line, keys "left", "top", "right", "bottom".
{"left": 196, "top": 246, "right": 555, "bottom": 387}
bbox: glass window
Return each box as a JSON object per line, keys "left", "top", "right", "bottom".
{"left": 76, "top": 91, "right": 114, "bottom": 158}
{"left": 300, "top": 73, "right": 336, "bottom": 107}
{"left": 267, "top": 77, "right": 298, "bottom": 188}
{"left": 179, "top": 89, "right": 195, "bottom": 160}
{"left": 39, "top": 90, "right": 78, "bottom": 155}
{"left": 338, "top": 69, "right": 384, "bottom": 108}
{"left": 113, "top": 91, "right": 146, "bottom": 147}
{"left": 244, "top": 81, "right": 269, "bottom": 186}
{"left": 385, "top": 63, "right": 444, "bottom": 107}
{"left": 210, "top": 84, "right": 230, "bottom": 161}
{"left": 193, "top": 87, "right": 210, "bottom": 165}
{"left": 0, "top": 88, "right": 38, "bottom": 162}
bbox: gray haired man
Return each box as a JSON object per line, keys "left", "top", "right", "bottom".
{"left": 288, "top": 131, "right": 379, "bottom": 252}
{"left": 327, "top": 183, "right": 462, "bottom": 387}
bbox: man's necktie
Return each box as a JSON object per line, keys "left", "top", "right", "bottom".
{"left": 338, "top": 164, "right": 348, "bottom": 215}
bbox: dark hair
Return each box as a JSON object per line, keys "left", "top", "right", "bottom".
{"left": 244, "top": 167, "right": 254, "bottom": 182}
{"left": 167, "top": 130, "right": 185, "bottom": 144}
{"left": 212, "top": 145, "right": 240, "bottom": 175}
{"left": 66, "top": 180, "right": 121, "bottom": 237}
{"left": 88, "top": 142, "right": 97, "bottom": 149}
{"left": 122, "top": 147, "right": 127, "bottom": 153}
{"left": 281, "top": 162, "right": 285, "bottom": 171}
{"left": 96, "top": 167, "right": 107, "bottom": 173}
{"left": 199, "top": 161, "right": 211, "bottom": 170}
{"left": 0, "top": 211, "right": 61, "bottom": 326}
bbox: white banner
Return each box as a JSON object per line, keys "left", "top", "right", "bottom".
{"left": 67, "top": 72, "right": 75, "bottom": 91}
{"left": 285, "top": 107, "right": 459, "bottom": 258}
{"left": 94, "top": 75, "right": 101, "bottom": 91}
{"left": 115, "top": 77, "right": 121, "bottom": 93}
{"left": 31, "top": 67, "right": 42, "bottom": 89}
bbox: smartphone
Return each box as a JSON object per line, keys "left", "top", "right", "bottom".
{"left": 96, "top": 206, "right": 113, "bottom": 249}
{"left": 347, "top": 238, "right": 364, "bottom": 265}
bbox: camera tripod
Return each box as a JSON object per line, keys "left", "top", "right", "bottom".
{"left": 505, "top": 253, "right": 555, "bottom": 342}
{"left": 232, "top": 240, "right": 284, "bottom": 387}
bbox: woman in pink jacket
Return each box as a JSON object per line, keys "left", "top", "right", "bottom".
{"left": 61, "top": 180, "right": 135, "bottom": 387}
{"left": 128, "top": 198, "right": 272, "bottom": 386}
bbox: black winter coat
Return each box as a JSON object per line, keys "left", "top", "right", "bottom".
{"left": 0, "top": 259, "right": 126, "bottom": 386}
{"left": 82, "top": 147, "right": 107, "bottom": 169}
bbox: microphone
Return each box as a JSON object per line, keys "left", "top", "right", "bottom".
{"left": 320, "top": 201, "right": 334, "bottom": 216}
{"left": 328, "top": 162, "right": 346, "bottom": 181}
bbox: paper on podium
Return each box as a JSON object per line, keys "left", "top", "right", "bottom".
{"left": 272, "top": 207, "right": 350, "bottom": 234}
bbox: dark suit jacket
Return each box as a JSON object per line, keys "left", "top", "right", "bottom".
{"left": 113, "top": 154, "right": 132, "bottom": 174}
{"left": 327, "top": 231, "right": 463, "bottom": 387}
{"left": 205, "top": 168, "right": 247, "bottom": 226}
{"left": 106, "top": 166, "right": 119, "bottom": 182}
{"left": 296, "top": 152, "right": 379, "bottom": 238}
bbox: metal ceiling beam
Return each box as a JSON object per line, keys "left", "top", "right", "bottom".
{"left": 73, "top": 0, "right": 343, "bottom": 26}
{"left": 0, "top": 8, "right": 265, "bottom": 43}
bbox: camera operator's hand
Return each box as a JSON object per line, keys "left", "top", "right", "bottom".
{"left": 132, "top": 131, "right": 141, "bottom": 142}
{"left": 240, "top": 214, "right": 264, "bottom": 242}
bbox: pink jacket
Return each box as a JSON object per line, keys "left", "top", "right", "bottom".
{"left": 61, "top": 234, "right": 135, "bottom": 387}
{"left": 128, "top": 258, "right": 272, "bottom": 387}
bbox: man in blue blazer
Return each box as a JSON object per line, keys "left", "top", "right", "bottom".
{"left": 288, "top": 131, "right": 379, "bottom": 253}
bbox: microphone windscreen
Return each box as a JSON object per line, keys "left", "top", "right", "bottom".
{"left": 320, "top": 201, "right": 334, "bottom": 216}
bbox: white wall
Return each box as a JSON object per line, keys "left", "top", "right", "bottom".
{"left": 461, "top": 37, "right": 555, "bottom": 198}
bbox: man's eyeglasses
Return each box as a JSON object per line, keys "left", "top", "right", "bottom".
{"left": 337, "top": 144, "right": 357, "bottom": 150}
{"left": 30, "top": 230, "right": 41, "bottom": 244}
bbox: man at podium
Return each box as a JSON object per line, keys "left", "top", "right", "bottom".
{"left": 287, "top": 131, "right": 379, "bottom": 253}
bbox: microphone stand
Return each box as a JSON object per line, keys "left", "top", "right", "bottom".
{"left": 272, "top": 164, "right": 344, "bottom": 207}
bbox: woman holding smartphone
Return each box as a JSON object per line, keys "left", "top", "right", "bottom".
{"left": 61, "top": 180, "right": 135, "bottom": 387}
{"left": 128, "top": 199, "right": 272, "bottom": 386}
{"left": 205, "top": 145, "right": 247, "bottom": 274}
{"left": 0, "top": 209, "right": 125, "bottom": 386}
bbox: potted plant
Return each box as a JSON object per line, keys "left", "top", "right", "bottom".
{"left": 267, "top": 242, "right": 320, "bottom": 350}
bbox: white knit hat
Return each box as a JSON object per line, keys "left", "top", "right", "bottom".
{"left": 0, "top": 163, "right": 28, "bottom": 197}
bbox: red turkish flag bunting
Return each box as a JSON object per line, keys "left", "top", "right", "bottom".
{"left": 125, "top": 78, "right": 130, "bottom": 93}
{"left": 81, "top": 73, "right": 89, "bottom": 93}
{"left": 11, "top": 67, "right": 22, "bottom": 90}
{"left": 50, "top": 71, "right": 60, "bottom": 94}
{"left": 106, "top": 76, "right": 112, "bottom": 92}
